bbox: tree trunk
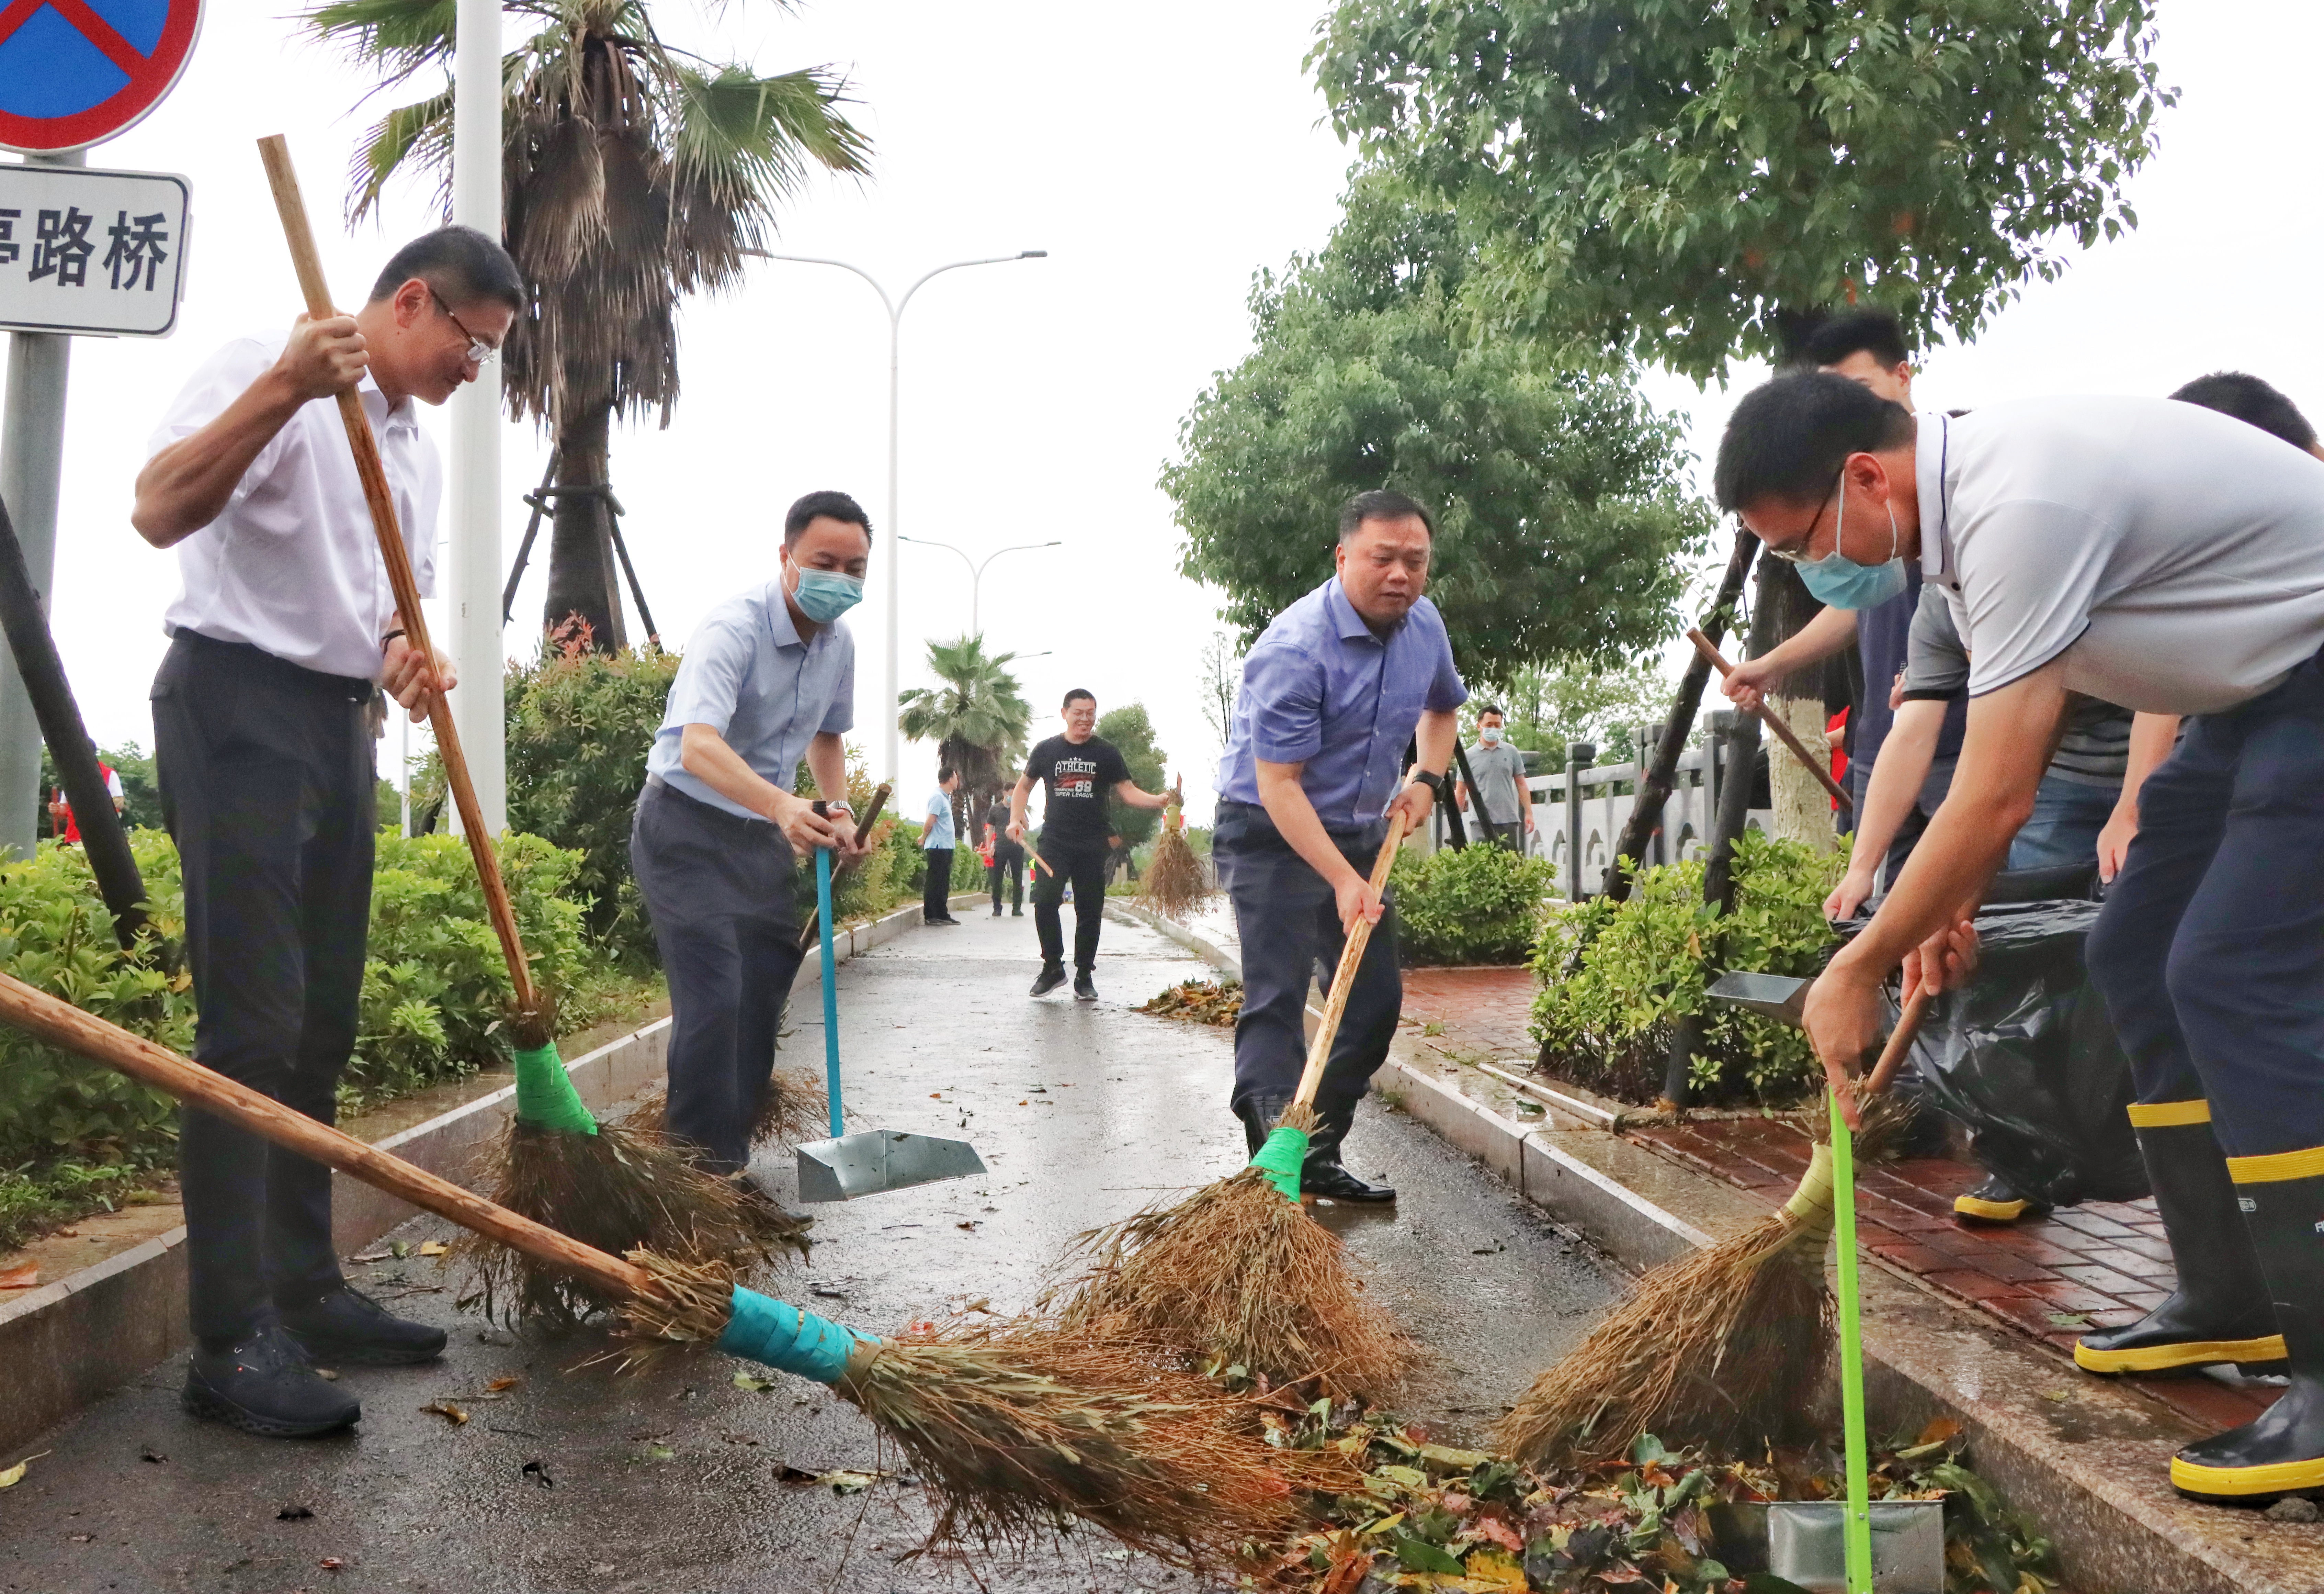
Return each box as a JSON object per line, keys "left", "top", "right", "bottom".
{"left": 1756, "top": 560, "right": 1834, "bottom": 850}
{"left": 542, "top": 400, "right": 626, "bottom": 652}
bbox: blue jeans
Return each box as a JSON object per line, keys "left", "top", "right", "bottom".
{"left": 2007, "top": 774, "right": 2119, "bottom": 872}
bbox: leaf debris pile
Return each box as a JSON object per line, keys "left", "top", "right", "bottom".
{"left": 1137, "top": 978, "right": 1243, "bottom": 1028}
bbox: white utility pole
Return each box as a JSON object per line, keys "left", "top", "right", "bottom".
{"left": 448, "top": 0, "right": 506, "bottom": 834}
{"left": 895, "top": 536, "right": 1060, "bottom": 637}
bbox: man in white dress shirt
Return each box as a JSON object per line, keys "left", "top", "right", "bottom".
{"left": 131, "top": 225, "right": 521, "bottom": 1438}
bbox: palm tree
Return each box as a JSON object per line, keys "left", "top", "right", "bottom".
{"left": 897, "top": 636, "right": 1032, "bottom": 841}
{"left": 305, "top": 0, "right": 872, "bottom": 649}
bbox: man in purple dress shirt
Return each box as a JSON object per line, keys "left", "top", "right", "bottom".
{"left": 1211, "top": 489, "right": 1467, "bottom": 1202}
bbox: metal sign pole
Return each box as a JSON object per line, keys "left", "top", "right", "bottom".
{"left": 0, "top": 148, "right": 86, "bottom": 862}
{"left": 447, "top": 0, "right": 505, "bottom": 836}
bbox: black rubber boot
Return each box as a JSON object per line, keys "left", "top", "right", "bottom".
{"left": 1236, "top": 1093, "right": 1292, "bottom": 1158}
{"left": 183, "top": 1325, "right": 361, "bottom": 1438}
{"left": 2173, "top": 1165, "right": 2324, "bottom": 1503}
{"left": 1300, "top": 1102, "right": 1395, "bottom": 1204}
{"left": 1030, "top": 963, "right": 1067, "bottom": 997}
{"left": 279, "top": 1284, "right": 448, "bottom": 1367}
{"left": 1953, "top": 1171, "right": 2049, "bottom": 1225}
{"left": 1073, "top": 969, "right": 1098, "bottom": 1002}
{"left": 2077, "top": 1116, "right": 2286, "bottom": 1376}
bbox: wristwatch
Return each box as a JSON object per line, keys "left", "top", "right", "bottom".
{"left": 1410, "top": 769, "right": 1449, "bottom": 799}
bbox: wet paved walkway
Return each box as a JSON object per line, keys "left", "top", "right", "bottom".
{"left": 0, "top": 913, "right": 1620, "bottom": 1594}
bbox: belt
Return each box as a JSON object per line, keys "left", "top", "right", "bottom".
{"left": 170, "top": 628, "right": 376, "bottom": 701}
{"left": 643, "top": 773, "right": 773, "bottom": 826}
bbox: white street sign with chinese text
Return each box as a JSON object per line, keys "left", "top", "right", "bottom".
{"left": 0, "top": 163, "right": 189, "bottom": 338}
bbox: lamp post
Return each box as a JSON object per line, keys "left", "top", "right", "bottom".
{"left": 898, "top": 537, "right": 1061, "bottom": 636}
{"left": 744, "top": 249, "right": 1048, "bottom": 786}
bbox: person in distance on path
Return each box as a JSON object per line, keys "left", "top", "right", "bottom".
{"left": 1714, "top": 371, "right": 2324, "bottom": 1506}
{"left": 630, "top": 491, "right": 870, "bottom": 1186}
{"left": 1213, "top": 489, "right": 1466, "bottom": 1205}
{"left": 1008, "top": 690, "right": 1172, "bottom": 1000}
{"left": 921, "top": 766, "right": 965, "bottom": 926}
{"left": 1454, "top": 705, "right": 1532, "bottom": 852}
{"left": 985, "top": 817, "right": 1025, "bottom": 916}
{"left": 132, "top": 225, "right": 517, "bottom": 1437}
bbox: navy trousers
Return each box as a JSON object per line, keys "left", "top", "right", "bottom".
{"left": 1031, "top": 837, "right": 1109, "bottom": 970}
{"left": 2088, "top": 650, "right": 2324, "bottom": 1158}
{"left": 630, "top": 779, "right": 804, "bottom": 1174}
{"left": 1213, "top": 801, "right": 1402, "bottom": 1121}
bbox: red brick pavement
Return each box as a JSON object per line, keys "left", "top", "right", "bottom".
{"left": 1394, "top": 965, "right": 2279, "bottom": 1439}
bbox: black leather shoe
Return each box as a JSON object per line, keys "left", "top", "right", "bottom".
{"left": 1073, "top": 969, "right": 1098, "bottom": 1002}
{"left": 1011, "top": 907, "right": 1023, "bottom": 917}
{"left": 2078, "top": 1113, "right": 2286, "bottom": 1376}
{"left": 992, "top": 906, "right": 1003, "bottom": 917}
{"left": 183, "top": 1326, "right": 361, "bottom": 1438}
{"left": 1030, "top": 964, "right": 1067, "bottom": 997}
{"left": 280, "top": 1284, "right": 447, "bottom": 1367}
{"left": 1302, "top": 1102, "right": 1395, "bottom": 1203}
{"left": 1235, "top": 1093, "right": 1293, "bottom": 1157}
{"left": 929, "top": 916, "right": 963, "bottom": 927}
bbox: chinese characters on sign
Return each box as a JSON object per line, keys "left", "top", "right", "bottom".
{"left": 0, "top": 166, "right": 190, "bottom": 338}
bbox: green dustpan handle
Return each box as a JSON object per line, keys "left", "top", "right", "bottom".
{"left": 817, "top": 844, "right": 841, "bottom": 1139}
{"left": 1829, "top": 1087, "right": 1873, "bottom": 1594}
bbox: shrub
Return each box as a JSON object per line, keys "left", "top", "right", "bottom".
{"left": 1391, "top": 843, "right": 1559, "bottom": 965}
{"left": 796, "top": 746, "right": 914, "bottom": 929}
{"left": 1530, "top": 832, "right": 1845, "bottom": 1105}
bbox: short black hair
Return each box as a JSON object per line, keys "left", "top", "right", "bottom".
{"left": 784, "top": 490, "right": 874, "bottom": 546}
{"left": 368, "top": 225, "right": 524, "bottom": 312}
{"left": 2169, "top": 371, "right": 2319, "bottom": 451}
{"left": 1714, "top": 372, "right": 1917, "bottom": 512}
{"left": 1062, "top": 688, "right": 1095, "bottom": 711}
{"left": 938, "top": 764, "right": 956, "bottom": 783}
{"left": 1338, "top": 488, "right": 1435, "bottom": 541}
{"left": 1802, "top": 308, "right": 1911, "bottom": 371}
{"left": 1477, "top": 704, "right": 1505, "bottom": 719}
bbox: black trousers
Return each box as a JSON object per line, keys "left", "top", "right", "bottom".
{"left": 630, "top": 779, "right": 805, "bottom": 1174}
{"left": 152, "top": 632, "right": 374, "bottom": 1345}
{"left": 990, "top": 848, "right": 1024, "bottom": 910}
{"left": 1032, "top": 837, "right": 1109, "bottom": 970}
{"left": 1213, "top": 801, "right": 1402, "bottom": 1122}
{"left": 923, "top": 848, "right": 955, "bottom": 922}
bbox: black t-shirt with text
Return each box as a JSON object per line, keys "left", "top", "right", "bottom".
{"left": 1025, "top": 734, "right": 1130, "bottom": 849}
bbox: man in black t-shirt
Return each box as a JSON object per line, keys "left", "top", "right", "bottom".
{"left": 1007, "top": 688, "right": 1173, "bottom": 999}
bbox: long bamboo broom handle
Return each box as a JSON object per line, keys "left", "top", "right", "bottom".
{"left": 256, "top": 135, "right": 538, "bottom": 1018}
{"left": 0, "top": 969, "right": 646, "bottom": 1301}
{"left": 1290, "top": 812, "right": 1410, "bottom": 1112}
{"left": 1686, "top": 628, "right": 1854, "bottom": 812}
{"left": 1862, "top": 979, "right": 1934, "bottom": 1098}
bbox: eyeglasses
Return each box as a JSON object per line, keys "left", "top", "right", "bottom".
{"left": 1761, "top": 467, "right": 1846, "bottom": 563}
{"left": 430, "top": 289, "right": 500, "bottom": 365}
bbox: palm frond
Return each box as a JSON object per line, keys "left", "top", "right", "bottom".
{"left": 301, "top": 0, "right": 457, "bottom": 90}
{"left": 348, "top": 84, "right": 455, "bottom": 225}
{"left": 664, "top": 63, "right": 868, "bottom": 290}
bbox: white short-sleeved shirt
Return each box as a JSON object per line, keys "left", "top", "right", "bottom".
{"left": 644, "top": 581, "right": 854, "bottom": 821}
{"left": 149, "top": 332, "right": 438, "bottom": 682}
{"left": 1917, "top": 397, "right": 2324, "bottom": 715}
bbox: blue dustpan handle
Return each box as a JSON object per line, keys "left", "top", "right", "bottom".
{"left": 816, "top": 846, "right": 841, "bottom": 1137}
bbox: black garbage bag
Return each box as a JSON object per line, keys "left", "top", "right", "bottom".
{"left": 1887, "top": 896, "right": 2148, "bottom": 1208}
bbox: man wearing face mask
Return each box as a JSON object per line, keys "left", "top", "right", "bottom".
{"left": 630, "top": 490, "right": 871, "bottom": 1182}
{"left": 1454, "top": 705, "right": 1532, "bottom": 852}
{"left": 1716, "top": 372, "right": 2324, "bottom": 1506}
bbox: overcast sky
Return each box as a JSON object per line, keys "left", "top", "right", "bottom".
{"left": 18, "top": 0, "right": 2318, "bottom": 818}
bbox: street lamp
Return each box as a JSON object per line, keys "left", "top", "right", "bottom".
{"left": 898, "top": 537, "right": 1062, "bottom": 636}
{"left": 744, "top": 248, "right": 1049, "bottom": 787}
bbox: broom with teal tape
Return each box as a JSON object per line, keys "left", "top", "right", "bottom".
{"left": 1056, "top": 815, "right": 1416, "bottom": 1396}
{"left": 0, "top": 965, "right": 1323, "bottom": 1569}
{"left": 260, "top": 136, "right": 795, "bottom": 1328}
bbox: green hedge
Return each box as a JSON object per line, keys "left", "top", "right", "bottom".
{"left": 1530, "top": 832, "right": 1845, "bottom": 1105}
{"left": 1391, "top": 843, "right": 1559, "bottom": 966}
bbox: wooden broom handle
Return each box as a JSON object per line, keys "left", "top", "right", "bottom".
{"left": 1686, "top": 628, "right": 1853, "bottom": 812}
{"left": 1291, "top": 812, "right": 1409, "bottom": 1111}
{"left": 0, "top": 970, "right": 647, "bottom": 1301}
{"left": 256, "top": 135, "right": 538, "bottom": 1017}
{"left": 1863, "top": 980, "right": 1934, "bottom": 1099}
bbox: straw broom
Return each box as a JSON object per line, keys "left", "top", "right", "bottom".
{"left": 256, "top": 136, "right": 798, "bottom": 1328}
{"left": 1058, "top": 817, "right": 1417, "bottom": 1397}
{"left": 1139, "top": 780, "right": 1214, "bottom": 921}
{"left": 0, "top": 968, "right": 1332, "bottom": 1569}
{"left": 1497, "top": 985, "right": 1931, "bottom": 1466}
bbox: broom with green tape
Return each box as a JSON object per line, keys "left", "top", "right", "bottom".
{"left": 1056, "top": 816, "right": 1416, "bottom": 1397}
{"left": 0, "top": 966, "right": 1323, "bottom": 1569}
{"left": 259, "top": 135, "right": 795, "bottom": 1329}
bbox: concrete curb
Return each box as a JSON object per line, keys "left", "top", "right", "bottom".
{"left": 0, "top": 895, "right": 938, "bottom": 1460}
{"left": 1131, "top": 906, "right": 2321, "bottom": 1594}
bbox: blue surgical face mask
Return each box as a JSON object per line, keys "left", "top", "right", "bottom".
{"left": 1479, "top": 725, "right": 1504, "bottom": 746}
{"left": 1795, "top": 486, "right": 1908, "bottom": 610}
{"left": 790, "top": 564, "right": 864, "bottom": 624}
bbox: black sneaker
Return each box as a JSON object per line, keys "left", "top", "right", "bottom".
{"left": 279, "top": 1284, "right": 447, "bottom": 1367}
{"left": 1031, "top": 964, "right": 1067, "bottom": 997}
{"left": 1073, "top": 970, "right": 1098, "bottom": 1002}
{"left": 183, "top": 1325, "right": 361, "bottom": 1438}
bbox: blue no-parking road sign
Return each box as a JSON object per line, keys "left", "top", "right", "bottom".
{"left": 0, "top": 0, "right": 206, "bottom": 155}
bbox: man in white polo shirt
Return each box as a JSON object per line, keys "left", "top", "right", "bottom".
{"left": 1713, "top": 372, "right": 2324, "bottom": 1507}
{"left": 133, "top": 225, "right": 518, "bottom": 1438}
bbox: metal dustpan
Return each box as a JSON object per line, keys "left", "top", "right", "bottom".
{"left": 795, "top": 838, "right": 984, "bottom": 1202}
{"left": 1706, "top": 969, "right": 1812, "bottom": 1026}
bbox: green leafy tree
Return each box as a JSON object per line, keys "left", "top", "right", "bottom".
{"left": 1164, "top": 181, "right": 1711, "bottom": 679}
{"left": 897, "top": 636, "right": 1032, "bottom": 840}
{"left": 1095, "top": 703, "right": 1167, "bottom": 849}
{"left": 1488, "top": 658, "right": 1680, "bottom": 772}
{"left": 1311, "top": 0, "right": 2174, "bottom": 374}
{"left": 306, "top": 0, "right": 872, "bottom": 648}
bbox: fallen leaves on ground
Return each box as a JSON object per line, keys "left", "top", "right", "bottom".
{"left": 418, "top": 1241, "right": 449, "bottom": 1258}
{"left": 0, "top": 1451, "right": 46, "bottom": 1489}
{"left": 485, "top": 1376, "right": 521, "bottom": 1393}
{"left": 0, "top": 1262, "right": 38, "bottom": 1289}
{"left": 1137, "top": 978, "right": 1243, "bottom": 1028}
{"left": 419, "top": 1401, "right": 469, "bottom": 1426}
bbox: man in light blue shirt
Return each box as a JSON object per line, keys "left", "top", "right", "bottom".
{"left": 630, "top": 490, "right": 871, "bottom": 1179}
{"left": 921, "top": 766, "right": 964, "bottom": 927}
{"left": 1214, "top": 489, "right": 1466, "bottom": 1203}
